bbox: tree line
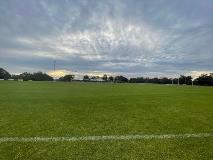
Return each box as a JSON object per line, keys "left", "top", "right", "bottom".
{"left": 129, "top": 75, "right": 193, "bottom": 85}
{"left": 0, "top": 68, "right": 213, "bottom": 86}
{"left": 0, "top": 68, "right": 53, "bottom": 81}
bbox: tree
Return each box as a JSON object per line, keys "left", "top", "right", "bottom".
{"left": 129, "top": 77, "right": 145, "bottom": 83}
{"left": 194, "top": 74, "right": 213, "bottom": 86}
{"left": 59, "top": 75, "right": 75, "bottom": 82}
{"left": 178, "top": 75, "right": 192, "bottom": 85}
{"left": 0, "top": 68, "right": 11, "bottom": 80}
{"left": 114, "top": 76, "right": 128, "bottom": 83}
{"left": 12, "top": 72, "right": 53, "bottom": 81}
{"left": 32, "top": 72, "right": 53, "bottom": 81}
{"left": 19, "top": 72, "right": 33, "bottom": 81}
{"left": 11, "top": 74, "right": 20, "bottom": 80}
{"left": 90, "top": 76, "right": 97, "bottom": 80}
{"left": 185, "top": 76, "right": 192, "bottom": 85}
{"left": 102, "top": 74, "right": 108, "bottom": 81}
{"left": 108, "top": 76, "right": 114, "bottom": 82}
{"left": 178, "top": 75, "right": 185, "bottom": 84}
{"left": 83, "top": 75, "right": 90, "bottom": 81}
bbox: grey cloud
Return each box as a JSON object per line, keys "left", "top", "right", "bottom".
{"left": 0, "top": 0, "right": 213, "bottom": 77}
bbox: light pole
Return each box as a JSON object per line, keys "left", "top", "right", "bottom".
{"left": 54, "top": 60, "right": 56, "bottom": 72}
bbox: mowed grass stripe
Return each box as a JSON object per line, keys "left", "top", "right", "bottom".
{"left": 0, "top": 133, "right": 212, "bottom": 142}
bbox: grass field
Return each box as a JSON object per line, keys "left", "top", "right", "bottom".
{"left": 0, "top": 81, "right": 212, "bottom": 159}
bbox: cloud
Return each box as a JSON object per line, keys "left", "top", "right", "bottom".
{"left": 0, "top": 0, "right": 213, "bottom": 77}
{"left": 48, "top": 70, "right": 70, "bottom": 78}
{"left": 190, "top": 71, "right": 213, "bottom": 79}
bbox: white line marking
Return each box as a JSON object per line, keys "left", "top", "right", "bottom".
{"left": 0, "top": 133, "right": 212, "bottom": 143}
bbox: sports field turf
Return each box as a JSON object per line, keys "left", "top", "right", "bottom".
{"left": 0, "top": 81, "right": 212, "bottom": 159}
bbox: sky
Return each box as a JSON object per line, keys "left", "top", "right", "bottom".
{"left": 0, "top": 0, "right": 213, "bottom": 79}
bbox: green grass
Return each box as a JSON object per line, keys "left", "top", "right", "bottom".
{"left": 0, "top": 81, "right": 212, "bottom": 159}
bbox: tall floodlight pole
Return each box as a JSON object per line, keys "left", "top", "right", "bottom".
{"left": 52, "top": 60, "right": 56, "bottom": 81}
{"left": 54, "top": 60, "right": 56, "bottom": 72}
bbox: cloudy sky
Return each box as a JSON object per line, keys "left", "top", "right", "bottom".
{"left": 0, "top": 0, "right": 213, "bottom": 78}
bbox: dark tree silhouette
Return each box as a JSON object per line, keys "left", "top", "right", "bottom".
{"left": 194, "top": 74, "right": 213, "bottom": 86}
{"left": 0, "top": 68, "right": 11, "bottom": 80}
{"left": 32, "top": 72, "right": 53, "bottom": 81}
{"left": 59, "top": 75, "right": 75, "bottom": 82}
{"left": 108, "top": 76, "right": 114, "bottom": 82}
{"left": 83, "top": 75, "right": 90, "bottom": 81}
{"left": 19, "top": 72, "right": 33, "bottom": 81}
{"left": 114, "top": 76, "right": 128, "bottom": 83}
{"left": 102, "top": 74, "right": 108, "bottom": 81}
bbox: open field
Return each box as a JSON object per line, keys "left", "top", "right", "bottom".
{"left": 0, "top": 81, "right": 212, "bottom": 159}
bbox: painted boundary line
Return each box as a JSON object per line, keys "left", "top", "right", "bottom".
{"left": 0, "top": 133, "right": 212, "bottom": 143}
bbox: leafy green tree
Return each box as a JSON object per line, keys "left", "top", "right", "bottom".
{"left": 59, "top": 75, "right": 75, "bottom": 82}
{"left": 102, "top": 74, "right": 108, "bottom": 81}
{"left": 178, "top": 75, "right": 192, "bottom": 85}
{"left": 108, "top": 76, "right": 114, "bottom": 82}
{"left": 32, "top": 72, "right": 53, "bottom": 81}
{"left": 0, "top": 68, "right": 11, "bottom": 80}
{"left": 11, "top": 74, "right": 20, "bottom": 80}
{"left": 83, "top": 75, "right": 90, "bottom": 81}
{"left": 194, "top": 74, "right": 213, "bottom": 86}
{"left": 114, "top": 76, "right": 128, "bottom": 83}
{"left": 19, "top": 72, "right": 33, "bottom": 81}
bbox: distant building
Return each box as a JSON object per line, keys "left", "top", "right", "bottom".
{"left": 8, "top": 79, "right": 14, "bottom": 81}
